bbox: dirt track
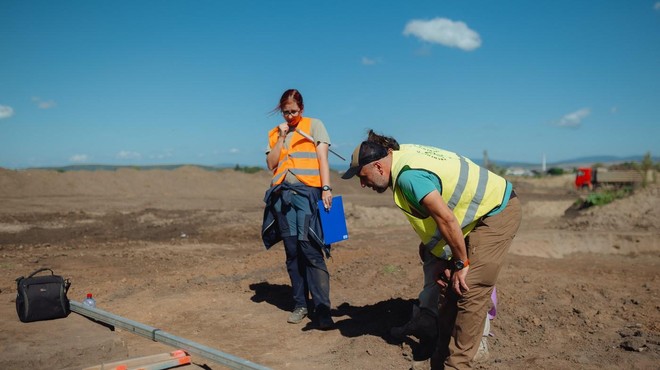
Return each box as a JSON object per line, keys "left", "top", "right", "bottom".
{"left": 0, "top": 167, "right": 658, "bottom": 369}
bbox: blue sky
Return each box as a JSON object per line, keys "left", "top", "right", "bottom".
{"left": 1, "top": 0, "right": 659, "bottom": 169}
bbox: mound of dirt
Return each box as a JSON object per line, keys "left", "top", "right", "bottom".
{"left": 561, "top": 184, "right": 660, "bottom": 232}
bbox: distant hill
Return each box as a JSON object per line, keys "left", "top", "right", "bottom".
{"left": 474, "top": 154, "right": 659, "bottom": 170}
{"left": 4, "top": 154, "right": 656, "bottom": 173}
{"left": 26, "top": 164, "right": 227, "bottom": 172}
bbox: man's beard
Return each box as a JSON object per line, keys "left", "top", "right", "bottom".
{"left": 374, "top": 185, "right": 388, "bottom": 193}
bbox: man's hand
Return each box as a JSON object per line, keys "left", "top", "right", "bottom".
{"left": 434, "top": 259, "right": 452, "bottom": 288}
{"left": 451, "top": 266, "right": 470, "bottom": 295}
{"left": 420, "top": 190, "right": 470, "bottom": 295}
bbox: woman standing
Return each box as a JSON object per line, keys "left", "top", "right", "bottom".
{"left": 263, "top": 89, "right": 334, "bottom": 329}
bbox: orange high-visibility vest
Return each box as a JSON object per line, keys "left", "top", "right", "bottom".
{"left": 269, "top": 117, "right": 322, "bottom": 187}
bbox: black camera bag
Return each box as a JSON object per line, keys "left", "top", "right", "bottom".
{"left": 15, "top": 268, "right": 71, "bottom": 323}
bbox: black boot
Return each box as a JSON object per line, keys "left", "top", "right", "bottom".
{"left": 390, "top": 305, "right": 438, "bottom": 342}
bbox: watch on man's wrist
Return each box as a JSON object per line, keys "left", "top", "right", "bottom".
{"left": 453, "top": 258, "right": 469, "bottom": 271}
{"left": 322, "top": 185, "right": 332, "bottom": 191}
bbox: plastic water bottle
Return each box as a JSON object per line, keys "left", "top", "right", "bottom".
{"left": 82, "top": 293, "right": 96, "bottom": 308}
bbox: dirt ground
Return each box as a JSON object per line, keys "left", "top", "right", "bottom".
{"left": 0, "top": 167, "right": 658, "bottom": 370}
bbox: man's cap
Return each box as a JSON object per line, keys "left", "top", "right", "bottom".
{"left": 341, "top": 141, "right": 389, "bottom": 179}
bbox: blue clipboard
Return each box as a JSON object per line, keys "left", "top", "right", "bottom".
{"left": 318, "top": 196, "right": 349, "bottom": 244}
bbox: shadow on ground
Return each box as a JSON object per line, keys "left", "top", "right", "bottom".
{"left": 249, "top": 281, "right": 417, "bottom": 340}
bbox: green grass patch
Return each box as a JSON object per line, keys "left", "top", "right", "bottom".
{"left": 233, "top": 165, "right": 263, "bottom": 174}
{"left": 582, "top": 188, "right": 633, "bottom": 208}
{"left": 382, "top": 264, "right": 402, "bottom": 274}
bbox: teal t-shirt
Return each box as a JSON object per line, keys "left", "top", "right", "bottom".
{"left": 396, "top": 170, "right": 441, "bottom": 218}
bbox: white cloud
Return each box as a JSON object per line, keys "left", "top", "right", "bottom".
{"left": 362, "top": 57, "right": 376, "bottom": 65}
{"left": 116, "top": 150, "right": 142, "bottom": 160}
{"left": 361, "top": 57, "right": 378, "bottom": 65}
{"left": 229, "top": 148, "right": 239, "bottom": 154}
{"left": 149, "top": 151, "right": 173, "bottom": 160}
{"left": 69, "top": 154, "right": 89, "bottom": 163}
{"left": 403, "top": 17, "right": 482, "bottom": 51}
{"left": 32, "top": 97, "right": 57, "bottom": 109}
{"left": 655, "top": 2, "right": 660, "bottom": 10}
{"left": 38, "top": 100, "right": 57, "bottom": 109}
{"left": 0, "top": 105, "right": 14, "bottom": 119}
{"left": 610, "top": 106, "right": 618, "bottom": 114}
{"left": 557, "top": 108, "right": 591, "bottom": 127}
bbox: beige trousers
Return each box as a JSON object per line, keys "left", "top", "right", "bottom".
{"left": 436, "top": 196, "right": 522, "bottom": 369}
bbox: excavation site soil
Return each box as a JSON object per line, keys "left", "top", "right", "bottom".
{"left": 0, "top": 167, "right": 658, "bottom": 369}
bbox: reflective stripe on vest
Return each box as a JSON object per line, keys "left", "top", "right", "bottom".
{"left": 269, "top": 117, "right": 322, "bottom": 187}
{"left": 391, "top": 144, "right": 507, "bottom": 258}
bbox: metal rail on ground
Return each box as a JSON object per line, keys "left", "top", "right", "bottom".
{"left": 70, "top": 300, "right": 271, "bottom": 370}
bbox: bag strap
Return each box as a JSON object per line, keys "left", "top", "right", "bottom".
{"left": 27, "top": 268, "right": 55, "bottom": 279}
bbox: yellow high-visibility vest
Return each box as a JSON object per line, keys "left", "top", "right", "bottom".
{"left": 391, "top": 144, "right": 508, "bottom": 258}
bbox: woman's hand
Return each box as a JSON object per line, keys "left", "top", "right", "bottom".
{"left": 278, "top": 123, "right": 289, "bottom": 137}
{"left": 322, "top": 189, "right": 333, "bottom": 210}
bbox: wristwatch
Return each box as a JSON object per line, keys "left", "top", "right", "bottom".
{"left": 322, "top": 185, "right": 332, "bottom": 191}
{"left": 453, "top": 259, "right": 469, "bottom": 271}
